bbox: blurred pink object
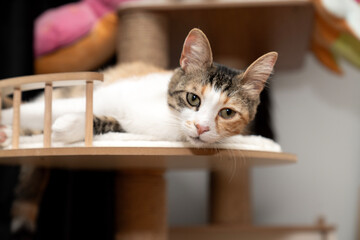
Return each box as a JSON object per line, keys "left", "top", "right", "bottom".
{"left": 34, "top": 0, "right": 133, "bottom": 57}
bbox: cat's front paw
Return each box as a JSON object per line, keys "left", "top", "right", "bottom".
{"left": 52, "top": 113, "right": 86, "bottom": 143}
{"left": 0, "top": 125, "right": 12, "bottom": 149}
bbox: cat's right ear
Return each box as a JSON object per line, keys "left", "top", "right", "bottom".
{"left": 180, "top": 28, "right": 213, "bottom": 73}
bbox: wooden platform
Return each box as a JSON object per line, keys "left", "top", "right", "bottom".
{"left": 169, "top": 224, "right": 336, "bottom": 240}
{"left": 0, "top": 147, "right": 296, "bottom": 170}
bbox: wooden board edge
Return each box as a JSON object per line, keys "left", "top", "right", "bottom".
{"left": 118, "top": 0, "right": 312, "bottom": 12}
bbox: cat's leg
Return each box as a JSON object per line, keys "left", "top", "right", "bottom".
{"left": 52, "top": 113, "right": 87, "bottom": 143}
{"left": 10, "top": 166, "right": 50, "bottom": 240}
{"left": 0, "top": 127, "right": 49, "bottom": 239}
{"left": 52, "top": 113, "right": 125, "bottom": 143}
{"left": 0, "top": 125, "right": 43, "bottom": 149}
{"left": 0, "top": 124, "right": 12, "bottom": 148}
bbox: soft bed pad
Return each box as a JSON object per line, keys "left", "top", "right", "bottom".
{"left": 9, "top": 132, "right": 282, "bottom": 152}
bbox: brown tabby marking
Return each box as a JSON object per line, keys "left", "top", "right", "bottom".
{"left": 93, "top": 115, "right": 124, "bottom": 135}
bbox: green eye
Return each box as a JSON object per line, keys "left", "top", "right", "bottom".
{"left": 186, "top": 93, "right": 201, "bottom": 107}
{"left": 219, "top": 108, "right": 236, "bottom": 119}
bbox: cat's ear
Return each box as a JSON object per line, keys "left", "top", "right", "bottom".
{"left": 180, "top": 28, "right": 213, "bottom": 73}
{"left": 241, "top": 52, "right": 278, "bottom": 99}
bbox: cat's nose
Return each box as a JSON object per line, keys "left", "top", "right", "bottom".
{"left": 195, "top": 124, "right": 210, "bottom": 135}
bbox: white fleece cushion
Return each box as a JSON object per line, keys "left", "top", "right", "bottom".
{"left": 10, "top": 132, "right": 282, "bottom": 152}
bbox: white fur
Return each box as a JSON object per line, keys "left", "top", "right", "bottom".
{"left": 92, "top": 72, "right": 183, "bottom": 141}
{"left": 52, "top": 113, "right": 86, "bottom": 143}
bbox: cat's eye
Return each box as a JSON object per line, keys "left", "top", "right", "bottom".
{"left": 186, "top": 93, "right": 201, "bottom": 107}
{"left": 219, "top": 108, "right": 236, "bottom": 119}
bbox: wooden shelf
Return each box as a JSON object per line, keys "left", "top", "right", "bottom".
{"left": 0, "top": 147, "right": 296, "bottom": 170}
{"left": 119, "top": 0, "right": 312, "bottom": 11}
{"left": 169, "top": 224, "right": 336, "bottom": 240}
{"left": 117, "top": 0, "right": 314, "bottom": 70}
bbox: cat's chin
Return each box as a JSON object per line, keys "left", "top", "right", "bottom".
{"left": 187, "top": 136, "right": 214, "bottom": 148}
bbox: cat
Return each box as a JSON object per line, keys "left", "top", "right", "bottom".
{"left": 0, "top": 28, "right": 277, "bottom": 238}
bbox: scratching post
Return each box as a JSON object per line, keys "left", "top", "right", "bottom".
{"left": 115, "top": 170, "right": 167, "bottom": 240}
{"left": 117, "top": 11, "right": 169, "bottom": 68}
{"left": 210, "top": 166, "right": 252, "bottom": 225}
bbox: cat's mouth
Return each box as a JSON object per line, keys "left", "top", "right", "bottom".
{"left": 189, "top": 136, "right": 210, "bottom": 146}
{"left": 190, "top": 136, "right": 205, "bottom": 143}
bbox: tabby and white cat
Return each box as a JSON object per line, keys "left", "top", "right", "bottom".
{"left": 0, "top": 28, "right": 277, "bottom": 238}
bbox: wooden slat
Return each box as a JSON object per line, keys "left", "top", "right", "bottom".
{"left": 12, "top": 87, "right": 21, "bottom": 149}
{"left": 85, "top": 81, "right": 93, "bottom": 146}
{"left": 119, "top": 0, "right": 311, "bottom": 11}
{"left": 0, "top": 148, "right": 296, "bottom": 170}
{"left": 43, "top": 83, "right": 52, "bottom": 148}
{"left": 0, "top": 72, "right": 103, "bottom": 96}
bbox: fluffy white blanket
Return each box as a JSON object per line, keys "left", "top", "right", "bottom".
{"left": 10, "top": 133, "right": 282, "bottom": 152}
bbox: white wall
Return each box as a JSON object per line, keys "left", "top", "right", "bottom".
{"left": 167, "top": 54, "right": 360, "bottom": 240}
{"left": 253, "top": 54, "right": 360, "bottom": 240}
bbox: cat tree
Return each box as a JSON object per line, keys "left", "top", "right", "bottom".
{"left": 0, "top": 72, "right": 297, "bottom": 240}
{"left": 0, "top": 1, "right": 337, "bottom": 239}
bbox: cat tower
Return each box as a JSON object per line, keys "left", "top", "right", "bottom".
{"left": 0, "top": 71, "right": 297, "bottom": 240}
{"left": 0, "top": 0, "right": 337, "bottom": 239}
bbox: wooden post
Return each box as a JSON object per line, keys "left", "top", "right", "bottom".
{"left": 85, "top": 81, "right": 93, "bottom": 147}
{"left": 115, "top": 170, "right": 167, "bottom": 240}
{"left": 12, "top": 87, "right": 21, "bottom": 149}
{"left": 43, "top": 83, "right": 52, "bottom": 148}
{"left": 210, "top": 166, "right": 252, "bottom": 225}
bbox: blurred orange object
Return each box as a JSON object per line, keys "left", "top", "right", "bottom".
{"left": 35, "top": 12, "right": 117, "bottom": 74}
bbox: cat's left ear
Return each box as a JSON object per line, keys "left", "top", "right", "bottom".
{"left": 240, "top": 52, "right": 278, "bottom": 99}
{"left": 180, "top": 28, "right": 213, "bottom": 73}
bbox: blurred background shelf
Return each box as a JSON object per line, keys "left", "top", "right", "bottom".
{"left": 117, "top": 0, "right": 314, "bottom": 70}
{"left": 169, "top": 222, "right": 336, "bottom": 240}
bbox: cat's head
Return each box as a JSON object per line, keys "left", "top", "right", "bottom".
{"left": 168, "top": 28, "right": 277, "bottom": 146}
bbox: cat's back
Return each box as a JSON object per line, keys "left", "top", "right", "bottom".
{"left": 97, "top": 63, "right": 173, "bottom": 98}
{"left": 102, "top": 62, "right": 170, "bottom": 85}
{"left": 93, "top": 63, "right": 174, "bottom": 117}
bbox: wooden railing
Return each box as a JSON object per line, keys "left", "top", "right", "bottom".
{"left": 0, "top": 72, "right": 103, "bottom": 148}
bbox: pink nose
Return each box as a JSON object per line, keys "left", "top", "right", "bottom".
{"left": 195, "top": 124, "right": 210, "bottom": 135}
